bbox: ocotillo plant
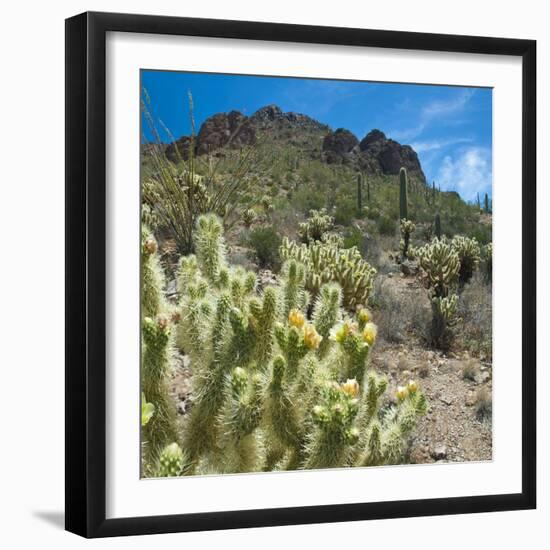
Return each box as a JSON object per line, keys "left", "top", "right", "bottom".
{"left": 171, "top": 213, "right": 426, "bottom": 476}
{"left": 399, "top": 167, "right": 408, "bottom": 220}
{"left": 357, "top": 173, "right": 363, "bottom": 215}
{"left": 434, "top": 213, "right": 442, "bottom": 239}
{"left": 416, "top": 238, "right": 460, "bottom": 349}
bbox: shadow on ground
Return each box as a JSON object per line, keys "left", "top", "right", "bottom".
{"left": 33, "top": 510, "right": 64, "bottom": 530}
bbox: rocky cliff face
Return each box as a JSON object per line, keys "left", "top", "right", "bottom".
{"left": 322, "top": 128, "right": 359, "bottom": 164}
{"left": 159, "top": 105, "right": 425, "bottom": 182}
{"left": 359, "top": 130, "right": 425, "bottom": 182}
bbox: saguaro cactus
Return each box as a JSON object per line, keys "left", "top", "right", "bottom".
{"left": 399, "top": 167, "right": 408, "bottom": 220}
{"left": 357, "top": 173, "right": 363, "bottom": 215}
{"left": 484, "top": 193, "right": 490, "bottom": 213}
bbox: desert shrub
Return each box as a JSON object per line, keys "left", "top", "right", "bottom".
{"left": 169, "top": 213, "right": 427, "bottom": 475}
{"left": 475, "top": 387, "right": 492, "bottom": 422}
{"left": 292, "top": 183, "right": 326, "bottom": 214}
{"left": 462, "top": 360, "right": 479, "bottom": 382}
{"left": 333, "top": 196, "right": 357, "bottom": 226}
{"left": 377, "top": 215, "right": 396, "bottom": 236}
{"left": 458, "top": 272, "right": 492, "bottom": 360}
{"left": 247, "top": 226, "right": 282, "bottom": 270}
{"left": 374, "top": 277, "right": 430, "bottom": 344}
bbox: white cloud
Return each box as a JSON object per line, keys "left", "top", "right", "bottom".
{"left": 411, "top": 137, "right": 473, "bottom": 153}
{"left": 437, "top": 147, "right": 492, "bottom": 202}
{"left": 389, "top": 89, "right": 475, "bottom": 142}
{"left": 422, "top": 89, "right": 475, "bottom": 119}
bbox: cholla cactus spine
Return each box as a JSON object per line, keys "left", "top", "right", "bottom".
{"left": 156, "top": 442, "right": 185, "bottom": 477}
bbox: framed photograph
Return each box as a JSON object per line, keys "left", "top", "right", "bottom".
{"left": 65, "top": 11, "right": 536, "bottom": 538}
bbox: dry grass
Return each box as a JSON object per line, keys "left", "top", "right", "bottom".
{"left": 462, "top": 359, "right": 479, "bottom": 382}
{"left": 475, "top": 387, "right": 492, "bottom": 422}
{"left": 458, "top": 272, "right": 492, "bottom": 360}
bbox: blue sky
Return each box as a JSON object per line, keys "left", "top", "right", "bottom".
{"left": 142, "top": 70, "right": 492, "bottom": 202}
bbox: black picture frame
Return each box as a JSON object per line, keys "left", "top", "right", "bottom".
{"left": 65, "top": 11, "right": 536, "bottom": 538}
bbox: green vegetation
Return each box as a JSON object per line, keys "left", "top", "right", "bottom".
{"left": 162, "top": 214, "right": 426, "bottom": 475}
{"left": 140, "top": 99, "right": 493, "bottom": 477}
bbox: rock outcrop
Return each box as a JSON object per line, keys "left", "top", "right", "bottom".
{"left": 158, "top": 107, "right": 426, "bottom": 182}
{"left": 322, "top": 128, "right": 359, "bottom": 164}
{"left": 196, "top": 110, "right": 255, "bottom": 155}
{"left": 359, "top": 129, "right": 425, "bottom": 182}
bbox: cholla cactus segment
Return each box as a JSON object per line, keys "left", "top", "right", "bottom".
{"left": 141, "top": 227, "right": 166, "bottom": 319}
{"left": 165, "top": 213, "right": 428, "bottom": 475}
{"left": 141, "top": 315, "right": 179, "bottom": 473}
{"left": 141, "top": 393, "right": 155, "bottom": 427}
{"left": 242, "top": 208, "right": 257, "bottom": 228}
{"left": 451, "top": 235, "right": 481, "bottom": 285}
{"left": 416, "top": 238, "right": 460, "bottom": 297}
{"left": 298, "top": 208, "right": 334, "bottom": 244}
{"left": 194, "top": 213, "right": 227, "bottom": 286}
{"left": 156, "top": 443, "right": 184, "bottom": 477}
{"left": 400, "top": 218, "right": 416, "bottom": 260}
{"left": 415, "top": 237, "right": 461, "bottom": 349}
{"left": 280, "top": 235, "right": 376, "bottom": 311}
{"left": 305, "top": 380, "right": 361, "bottom": 468}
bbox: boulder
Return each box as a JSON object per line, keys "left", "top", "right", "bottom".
{"left": 359, "top": 129, "right": 426, "bottom": 182}
{"left": 196, "top": 110, "right": 255, "bottom": 155}
{"left": 322, "top": 128, "right": 359, "bottom": 163}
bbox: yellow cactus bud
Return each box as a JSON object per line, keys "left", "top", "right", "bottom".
{"left": 396, "top": 386, "right": 408, "bottom": 401}
{"left": 156, "top": 314, "right": 169, "bottom": 330}
{"left": 144, "top": 237, "right": 158, "bottom": 255}
{"left": 362, "top": 322, "right": 378, "bottom": 346}
{"left": 303, "top": 323, "right": 323, "bottom": 350}
{"left": 341, "top": 378, "right": 360, "bottom": 398}
{"left": 329, "top": 320, "right": 358, "bottom": 343}
{"left": 407, "top": 380, "right": 419, "bottom": 394}
{"left": 288, "top": 308, "right": 306, "bottom": 329}
{"left": 358, "top": 308, "right": 372, "bottom": 323}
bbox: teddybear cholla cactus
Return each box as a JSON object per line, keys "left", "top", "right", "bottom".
{"left": 400, "top": 219, "right": 415, "bottom": 260}
{"left": 172, "top": 213, "right": 425, "bottom": 475}
{"left": 416, "top": 238, "right": 460, "bottom": 349}
{"left": 298, "top": 208, "right": 334, "bottom": 244}
{"left": 140, "top": 228, "right": 180, "bottom": 473}
{"left": 451, "top": 235, "right": 481, "bottom": 285}
{"left": 280, "top": 234, "right": 376, "bottom": 311}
